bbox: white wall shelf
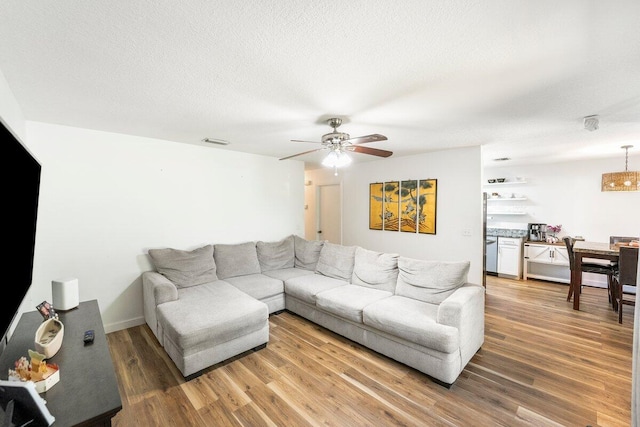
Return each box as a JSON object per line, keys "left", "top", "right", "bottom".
{"left": 487, "top": 212, "right": 527, "bottom": 215}
{"left": 484, "top": 181, "right": 527, "bottom": 186}
{"left": 487, "top": 197, "right": 527, "bottom": 201}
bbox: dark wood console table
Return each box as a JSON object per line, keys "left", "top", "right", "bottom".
{"left": 0, "top": 300, "right": 122, "bottom": 426}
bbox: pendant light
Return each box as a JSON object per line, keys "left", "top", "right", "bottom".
{"left": 601, "top": 145, "right": 639, "bottom": 192}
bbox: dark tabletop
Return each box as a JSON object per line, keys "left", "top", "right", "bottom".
{"left": 0, "top": 300, "right": 122, "bottom": 426}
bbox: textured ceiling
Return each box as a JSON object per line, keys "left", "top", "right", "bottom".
{"left": 1, "top": 1, "right": 639, "bottom": 169}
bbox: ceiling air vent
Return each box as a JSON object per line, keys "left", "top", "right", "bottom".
{"left": 202, "top": 138, "right": 230, "bottom": 146}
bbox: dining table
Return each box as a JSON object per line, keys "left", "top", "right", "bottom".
{"left": 571, "top": 240, "right": 620, "bottom": 310}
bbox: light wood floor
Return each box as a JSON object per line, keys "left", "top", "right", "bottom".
{"left": 106, "top": 276, "right": 635, "bottom": 426}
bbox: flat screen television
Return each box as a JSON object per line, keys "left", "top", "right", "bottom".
{"left": 0, "top": 119, "right": 41, "bottom": 351}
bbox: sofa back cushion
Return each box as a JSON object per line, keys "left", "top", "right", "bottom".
{"left": 257, "top": 235, "right": 295, "bottom": 272}
{"left": 315, "top": 242, "right": 357, "bottom": 281}
{"left": 395, "top": 257, "right": 470, "bottom": 304}
{"left": 294, "top": 235, "right": 324, "bottom": 270}
{"left": 214, "top": 242, "right": 261, "bottom": 279}
{"left": 148, "top": 244, "right": 217, "bottom": 288}
{"left": 351, "top": 247, "right": 399, "bottom": 292}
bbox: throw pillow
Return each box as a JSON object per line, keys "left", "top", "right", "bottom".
{"left": 214, "top": 241, "right": 261, "bottom": 279}
{"left": 293, "top": 235, "right": 324, "bottom": 270}
{"left": 315, "top": 242, "right": 357, "bottom": 281}
{"left": 395, "top": 257, "right": 470, "bottom": 304}
{"left": 351, "top": 247, "right": 399, "bottom": 292}
{"left": 148, "top": 244, "right": 217, "bottom": 288}
{"left": 257, "top": 235, "right": 295, "bottom": 272}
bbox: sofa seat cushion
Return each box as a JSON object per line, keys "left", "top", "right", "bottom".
{"left": 157, "top": 281, "right": 268, "bottom": 355}
{"left": 284, "top": 274, "right": 348, "bottom": 304}
{"left": 262, "top": 268, "right": 315, "bottom": 281}
{"left": 315, "top": 285, "right": 393, "bottom": 323}
{"left": 362, "top": 295, "right": 459, "bottom": 353}
{"left": 224, "top": 273, "right": 284, "bottom": 300}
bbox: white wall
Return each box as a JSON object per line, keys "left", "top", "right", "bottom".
{"left": 23, "top": 121, "right": 304, "bottom": 332}
{"left": 305, "top": 146, "right": 484, "bottom": 286}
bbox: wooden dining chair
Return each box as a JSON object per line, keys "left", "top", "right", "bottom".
{"left": 564, "top": 237, "right": 618, "bottom": 305}
{"left": 614, "top": 246, "right": 638, "bottom": 323}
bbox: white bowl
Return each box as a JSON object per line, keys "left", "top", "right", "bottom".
{"left": 34, "top": 318, "right": 64, "bottom": 359}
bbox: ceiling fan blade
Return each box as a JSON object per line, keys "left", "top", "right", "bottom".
{"left": 291, "top": 139, "right": 322, "bottom": 144}
{"left": 343, "top": 134, "right": 387, "bottom": 145}
{"left": 346, "top": 145, "right": 393, "bottom": 158}
{"left": 279, "top": 147, "right": 327, "bottom": 161}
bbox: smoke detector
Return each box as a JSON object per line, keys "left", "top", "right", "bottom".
{"left": 584, "top": 115, "right": 599, "bottom": 132}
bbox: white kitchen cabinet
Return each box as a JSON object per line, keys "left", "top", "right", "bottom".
{"left": 523, "top": 242, "right": 570, "bottom": 283}
{"left": 497, "top": 237, "right": 523, "bottom": 278}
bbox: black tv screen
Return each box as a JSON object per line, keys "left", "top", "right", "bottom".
{"left": 0, "top": 119, "right": 41, "bottom": 348}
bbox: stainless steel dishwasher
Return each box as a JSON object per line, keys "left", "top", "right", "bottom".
{"left": 485, "top": 237, "right": 498, "bottom": 275}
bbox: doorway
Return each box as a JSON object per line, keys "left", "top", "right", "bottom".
{"left": 317, "top": 184, "right": 341, "bottom": 243}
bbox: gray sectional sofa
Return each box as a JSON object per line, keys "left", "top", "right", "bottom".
{"left": 142, "top": 235, "right": 485, "bottom": 386}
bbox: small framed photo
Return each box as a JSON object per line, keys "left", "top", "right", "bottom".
{"left": 36, "top": 301, "right": 57, "bottom": 320}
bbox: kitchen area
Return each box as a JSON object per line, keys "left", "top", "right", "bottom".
{"left": 483, "top": 175, "right": 572, "bottom": 285}
{"left": 481, "top": 163, "right": 639, "bottom": 289}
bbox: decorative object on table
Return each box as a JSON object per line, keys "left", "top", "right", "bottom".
{"left": 51, "top": 277, "right": 79, "bottom": 311}
{"left": 7, "top": 350, "right": 60, "bottom": 393}
{"left": 34, "top": 318, "right": 64, "bottom": 358}
{"left": 369, "top": 179, "right": 437, "bottom": 234}
{"left": 601, "top": 145, "right": 639, "bottom": 192}
{"left": 35, "top": 301, "right": 57, "bottom": 320}
{"left": 546, "top": 224, "right": 562, "bottom": 243}
{"left": 487, "top": 179, "right": 496, "bottom": 183}
{"left": 496, "top": 178, "right": 506, "bottom": 183}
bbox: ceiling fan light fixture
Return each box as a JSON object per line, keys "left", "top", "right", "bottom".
{"left": 322, "top": 150, "right": 352, "bottom": 168}
{"left": 601, "top": 145, "right": 639, "bottom": 192}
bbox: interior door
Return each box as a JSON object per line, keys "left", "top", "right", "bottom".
{"left": 318, "top": 184, "right": 341, "bottom": 243}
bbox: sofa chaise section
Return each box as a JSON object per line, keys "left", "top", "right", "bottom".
{"left": 157, "top": 280, "right": 268, "bottom": 377}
